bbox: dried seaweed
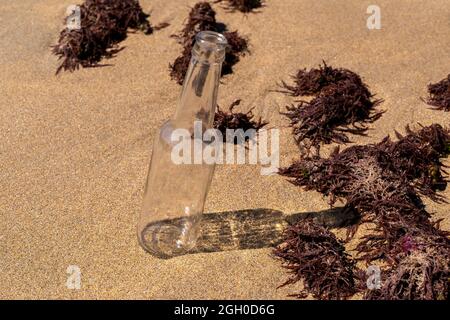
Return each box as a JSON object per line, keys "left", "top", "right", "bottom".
{"left": 170, "top": 2, "right": 248, "bottom": 84}
{"left": 423, "top": 74, "right": 450, "bottom": 111}
{"left": 222, "top": 31, "right": 249, "bottom": 76}
{"left": 364, "top": 234, "right": 450, "bottom": 300}
{"left": 280, "top": 62, "right": 383, "bottom": 154}
{"left": 278, "top": 62, "right": 366, "bottom": 97}
{"left": 278, "top": 124, "right": 450, "bottom": 300}
{"left": 214, "top": 0, "right": 264, "bottom": 13}
{"left": 52, "top": 0, "right": 167, "bottom": 74}
{"left": 213, "top": 99, "right": 268, "bottom": 142}
{"left": 283, "top": 83, "right": 383, "bottom": 153}
{"left": 273, "top": 219, "right": 357, "bottom": 300}
{"left": 178, "top": 1, "right": 218, "bottom": 43}
{"left": 280, "top": 124, "right": 449, "bottom": 237}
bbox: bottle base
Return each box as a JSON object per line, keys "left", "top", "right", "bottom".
{"left": 139, "top": 218, "right": 199, "bottom": 259}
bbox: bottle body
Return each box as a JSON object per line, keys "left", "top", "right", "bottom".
{"left": 138, "top": 120, "right": 216, "bottom": 257}
{"left": 138, "top": 31, "right": 227, "bottom": 258}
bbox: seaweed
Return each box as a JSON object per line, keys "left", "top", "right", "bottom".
{"left": 170, "top": 43, "right": 193, "bottom": 85}
{"left": 278, "top": 124, "right": 450, "bottom": 300}
{"left": 283, "top": 82, "right": 383, "bottom": 153}
{"left": 169, "top": 2, "right": 248, "bottom": 84}
{"left": 178, "top": 1, "right": 218, "bottom": 43}
{"left": 273, "top": 219, "right": 357, "bottom": 300}
{"left": 52, "top": 0, "right": 167, "bottom": 74}
{"left": 278, "top": 61, "right": 366, "bottom": 97}
{"left": 280, "top": 124, "right": 449, "bottom": 234}
{"left": 222, "top": 31, "right": 249, "bottom": 76}
{"left": 214, "top": 0, "right": 264, "bottom": 13}
{"left": 279, "top": 62, "right": 383, "bottom": 154}
{"left": 423, "top": 74, "right": 450, "bottom": 111}
{"left": 213, "top": 99, "right": 268, "bottom": 142}
{"left": 364, "top": 232, "right": 450, "bottom": 300}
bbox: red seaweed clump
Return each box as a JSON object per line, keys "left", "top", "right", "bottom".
{"left": 364, "top": 233, "right": 450, "bottom": 300}
{"left": 279, "top": 62, "right": 383, "bottom": 154}
{"left": 170, "top": 2, "right": 248, "bottom": 84}
{"left": 423, "top": 74, "right": 450, "bottom": 111}
{"left": 278, "top": 124, "right": 450, "bottom": 300}
{"left": 283, "top": 82, "right": 383, "bottom": 153}
{"left": 279, "top": 62, "right": 366, "bottom": 97}
{"left": 213, "top": 99, "right": 268, "bottom": 142}
{"left": 221, "top": 31, "right": 249, "bottom": 76}
{"left": 178, "top": 1, "right": 217, "bottom": 43}
{"left": 52, "top": 0, "right": 167, "bottom": 74}
{"left": 273, "top": 219, "right": 357, "bottom": 300}
{"left": 170, "top": 44, "right": 194, "bottom": 85}
{"left": 214, "top": 0, "right": 264, "bottom": 13}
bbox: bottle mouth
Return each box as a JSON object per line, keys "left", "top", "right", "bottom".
{"left": 192, "top": 31, "right": 228, "bottom": 63}
{"left": 195, "top": 31, "right": 228, "bottom": 49}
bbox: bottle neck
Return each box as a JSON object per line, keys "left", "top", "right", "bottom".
{"left": 172, "top": 31, "right": 227, "bottom": 133}
{"left": 173, "top": 56, "right": 223, "bottom": 131}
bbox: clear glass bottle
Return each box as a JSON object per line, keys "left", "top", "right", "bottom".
{"left": 138, "top": 31, "right": 227, "bottom": 258}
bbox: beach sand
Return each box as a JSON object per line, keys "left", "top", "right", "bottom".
{"left": 0, "top": 0, "right": 449, "bottom": 299}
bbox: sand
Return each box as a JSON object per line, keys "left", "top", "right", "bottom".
{"left": 0, "top": 0, "right": 449, "bottom": 299}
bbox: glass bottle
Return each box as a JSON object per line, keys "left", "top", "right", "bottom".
{"left": 138, "top": 31, "right": 228, "bottom": 258}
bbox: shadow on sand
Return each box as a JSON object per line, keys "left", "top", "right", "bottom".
{"left": 190, "top": 207, "right": 359, "bottom": 254}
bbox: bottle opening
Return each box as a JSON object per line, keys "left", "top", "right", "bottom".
{"left": 192, "top": 31, "right": 228, "bottom": 63}
{"left": 195, "top": 31, "right": 228, "bottom": 49}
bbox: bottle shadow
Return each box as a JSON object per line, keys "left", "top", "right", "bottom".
{"left": 190, "top": 207, "right": 359, "bottom": 254}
